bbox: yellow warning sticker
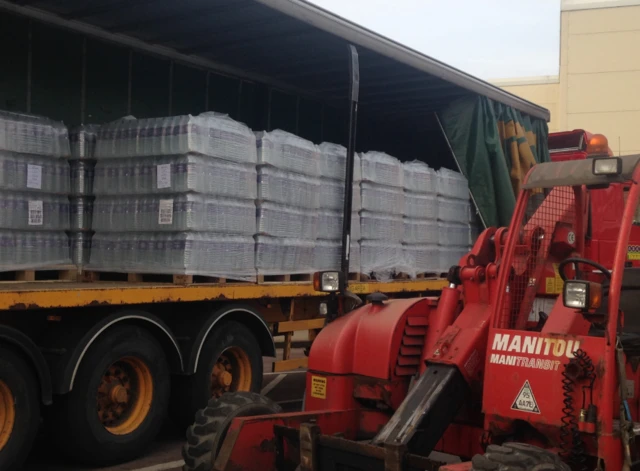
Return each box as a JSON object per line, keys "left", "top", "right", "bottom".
{"left": 545, "top": 277, "right": 556, "bottom": 294}
{"left": 629, "top": 245, "right": 640, "bottom": 260}
{"left": 310, "top": 375, "right": 327, "bottom": 399}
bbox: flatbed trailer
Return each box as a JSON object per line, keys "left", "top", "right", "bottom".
{"left": 0, "top": 0, "right": 550, "bottom": 469}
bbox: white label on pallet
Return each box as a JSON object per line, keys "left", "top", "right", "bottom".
{"left": 28, "top": 200, "right": 43, "bottom": 226}
{"left": 27, "top": 164, "right": 42, "bottom": 189}
{"left": 511, "top": 380, "right": 540, "bottom": 414}
{"left": 157, "top": 164, "right": 171, "bottom": 189}
{"left": 158, "top": 199, "right": 173, "bottom": 225}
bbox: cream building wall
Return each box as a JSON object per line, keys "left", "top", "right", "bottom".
{"left": 493, "top": 0, "right": 640, "bottom": 155}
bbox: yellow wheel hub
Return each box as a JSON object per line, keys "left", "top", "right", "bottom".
{"left": 97, "top": 357, "right": 153, "bottom": 435}
{"left": 210, "top": 347, "right": 252, "bottom": 398}
{"left": 0, "top": 380, "right": 15, "bottom": 451}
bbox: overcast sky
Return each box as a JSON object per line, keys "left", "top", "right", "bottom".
{"left": 307, "top": 0, "right": 562, "bottom": 80}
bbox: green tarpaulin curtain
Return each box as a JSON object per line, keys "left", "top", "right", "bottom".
{"left": 439, "top": 96, "right": 549, "bottom": 228}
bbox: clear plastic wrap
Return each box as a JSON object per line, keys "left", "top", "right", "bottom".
{"left": 93, "top": 154, "right": 257, "bottom": 199}
{"left": 95, "top": 113, "right": 257, "bottom": 164}
{"left": 360, "top": 211, "right": 404, "bottom": 242}
{"left": 69, "top": 196, "right": 94, "bottom": 231}
{"left": 257, "top": 167, "right": 320, "bottom": 209}
{"left": 318, "top": 178, "right": 361, "bottom": 212}
{"left": 403, "top": 160, "right": 437, "bottom": 194}
{"left": 316, "top": 210, "right": 360, "bottom": 241}
{"left": 0, "top": 192, "right": 69, "bottom": 231}
{"left": 437, "top": 196, "right": 471, "bottom": 223}
{"left": 89, "top": 232, "right": 256, "bottom": 280}
{"left": 402, "top": 244, "right": 440, "bottom": 275}
{"left": 437, "top": 168, "right": 469, "bottom": 200}
{"left": 255, "top": 236, "right": 315, "bottom": 275}
{"left": 318, "top": 143, "right": 361, "bottom": 181}
{"left": 69, "top": 231, "right": 92, "bottom": 266}
{"left": 69, "top": 124, "right": 100, "bottom": 159}
{"left": 0, "top": 152, "right": 70, "bottom": 194}
{"left": 438, "top": 222, "right": 472, "bottom": 247}
{"left": 360, "top": 240, "right": 408, "bottom": 279}
{"left": 0, "top": 230, "right": 71, "bottom": 269}
{"left": 404, "top": 192, "right": 438, "bottom": 220}
{"left": 256, "top": 202, "right": 318, "bottom": 239}
{"left": 93, "top": 195, "right": 256, "bottom": 234}
{"left": 255, "top": 129, "right": 319, "bottom": 176}
{"left": 313, "top": 240, "right": 360, "bottom": 273}
{"left": 0, "top": 110, "right": 70, "bottom": 158}
{"left": 403, "top": 218, "right": 439, "bottom": 245}
{"left": 70, "top": 160, "right": 95, "bottom": 196}
{"left": 439, "top": 246, "right": 469, "bottom": 273}
{"left": 360, "top": 182, "right": 405, "bottom": 215}
{"left": 361, "top": 151, "right": 403, "bottom": 188}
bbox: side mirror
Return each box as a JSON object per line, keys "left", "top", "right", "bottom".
{"left": 563, "top": 280, "right": 602, "bottom": 310}
{"left": 312, "top": 271, "right": 343, "bottom": 293}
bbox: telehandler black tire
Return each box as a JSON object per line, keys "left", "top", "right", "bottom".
{"left": 471, "top": 443, "right": 571, "bottom": 471}
{"left": 182, "top": 391, "right": 282, "bottom": 471}
{"left": 0, "top": 346, "right": 40, "bottom": 471}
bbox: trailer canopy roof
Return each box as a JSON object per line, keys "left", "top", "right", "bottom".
{"left": 0, "top": 0, "right": 550, "bottom": 124}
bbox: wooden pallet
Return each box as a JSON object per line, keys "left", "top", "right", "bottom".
{"left": 81, "top": 271, "right": 252, "bottom": 285}
{"left": 0, "top": 265, "right": 80, "bottom": 283}
{"left": 393, "top": 272, "right": 442, "bottom": 280}
{"left": 348, "top": 272, "right": 370, "bottom": 282}
{"left": 257, "top": 273, "right": 313, "bottom": 283}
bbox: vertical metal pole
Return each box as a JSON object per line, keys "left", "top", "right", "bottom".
{"left": 205, "top": 71, "right": 210, "bottom": 111}
{"left": 168, "top": 61, "right": 174, "bottom": 115}
{"left": 80, "top": 38, "right": 87, "bottom": 123}
{"left": 26, "top": 20, "right": 33, "bottom": 113}
{"left": 339, "top": 45, "right": 359, "bottom": 293}
{"left": 127, "top": 50, "right": 133, "bottom": 115}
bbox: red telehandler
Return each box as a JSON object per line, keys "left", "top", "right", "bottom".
{"left": 182, "top": 134, "right": 640, "bottom": 471}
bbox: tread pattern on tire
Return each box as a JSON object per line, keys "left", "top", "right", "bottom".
{"left": 471, "top": 443, "right": 571, "bottom": 471}
{"left": 182, "top": 391, "right": 282, "bottom": 471}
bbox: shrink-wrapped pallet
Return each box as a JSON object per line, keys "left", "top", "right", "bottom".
{"left": 0, "top": 192, "right": 69, "bottom": 231}
{"left": 404, "top": 192, "right": 438, "bottom": 220}
{"left": 439, "top": 246, "right": 469, "bottom": 273}
{"left": 313, "top": 240, "right": 361, "bottom": 273}
{"left": 438, "top": 222, "right": 472, "bottom": 247}
{"left": 402, "top": 244, "right": 440, "bottom": 275}
{"left": 403, "top": 161, "right": 437, "bottom": 194}
{"left": 360, "top": 211, "right": 403, "bottom": 242}
{"left": 95, "top": 113, "right": 257, "bottom": 164}
{"left": 257, "top": 167, "right": 320, "bottom": 209}
{"left": 93, "top": 195, "right": 256, "bottom": 235}
{"left": 69, "top": 196, "right": 94, "bottom": 231}
{"left": 256, "top": 203, "right": 318, "bottom": 240}
{"left": 0, "top": 152, "right": 70, "bottom": 194}
{"left": 255, "top": 236, "right": 315, "bottom": 275}
{"left": 93, "top": 154, "right": 257, "bottom": 199}
{"left": 361, "top": 151, "right": 403, "bottom": 188}
{"left": 437, "top": 168, "right": 468, "bottom": 200}
{"left": 89, "top": 232, "right": 256, "bottom": 280}
{"left": 316, "top": 210, "right": 360, "bottom": 241}
{"left": 403, "top": 218, "right": 439, "bottom": 245}
{"left": 69, "top": 231, "right": 92, "bottom": 266}
{"left": 318, "top": 143, "right": 361, "bottom": 182}
{"left": 0, "top": 230, "right": 70, "bottom": 269}
{"left": 0, "top": 110, "right": 70, "bottom": 157}
{"left": 360, "top": 240, "right": 407, "bottom": 279}
{"left": 255, "top": 129, "right": 319, "bottom": 176}
{"left": 360, "top": 182, "right": 405, "bottom": 215}
{"left": 69, "top": 124, "right": 100, "bottom": 160}
{"left": 437, "top": 196, "right": 470, "bottom": 223}
{"left": 318, "top": 179, "right": 361, "bottom": 212}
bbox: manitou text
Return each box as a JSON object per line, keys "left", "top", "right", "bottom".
{"left": 489, "top": 333, "right": 581, "bottom": 371}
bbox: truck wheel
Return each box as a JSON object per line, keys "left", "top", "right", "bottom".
{"left": 471, "top": 443, "right": 570, "bottom": 471}
{"left": 0, "top": 347, "right": 39, "bottom": 471}
{"left": 170, "top": 321, "right": 263, "bottom": 428}
{"left": 50, "top": 325, "right": 170, "bottom": 466}
{"left": 182, "top": 391, "right": 282, "bottom": 471}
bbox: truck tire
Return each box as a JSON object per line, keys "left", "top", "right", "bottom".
{"left": 182, "top": 391, "right": 282, "bottom": 471}
{"left": 49, "top": 325, "right": 170, "bottom": 466}
{"left": 170, "top": 321, "right": 263, "bottom": 429}
{"left": 471, "top": 443, "right": 570, "bottom": 471}
{"left": 0, "top": 347, "right": 39, "bottom": 471}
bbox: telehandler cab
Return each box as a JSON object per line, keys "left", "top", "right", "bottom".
{"left": 183, "top": 153, "right": 640, "bottom": 470}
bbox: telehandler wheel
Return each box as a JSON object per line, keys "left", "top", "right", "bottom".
{"left": 48, "top": 325, "right": 170, "bottom": 466}
{"left": 471, "top": 443, "right": 570, "bottom": 471}
{"left": 0, "top": 346, "right": 39, "bottom": 471}
{"left": 182, "top": 391, "right": 282, "bottom": 471}
{"left": 170, "top": 321, "right": 263, "bottom": 429}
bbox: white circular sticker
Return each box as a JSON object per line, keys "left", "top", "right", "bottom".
{"left": 568, "top": 232, "right": 576, "bottom": 244}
